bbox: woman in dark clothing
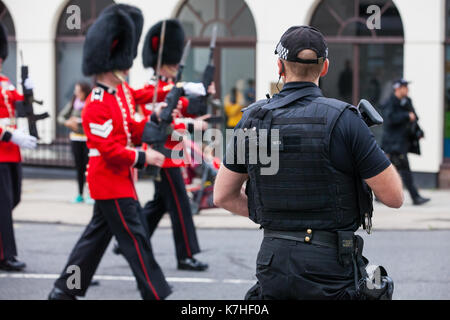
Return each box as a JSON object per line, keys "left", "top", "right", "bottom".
{"left": 57, "top": 82, "right": 92, "bottom": 203}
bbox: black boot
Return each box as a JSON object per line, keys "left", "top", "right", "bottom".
{"left": 0, "top": 257, "right": 26, "bottom": 271}
{"left": 48, "top": 287, "right": 77, "bottom": 300}
{"left": 178, "top": 257, "right": 208, "bottom": 271}
{"left": 413, "top": 196, "right": 430, "bottom": 206}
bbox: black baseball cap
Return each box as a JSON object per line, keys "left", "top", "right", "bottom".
{"left": 275, "top": 26, "right": 328, "bottom": 64}
{"left": 393, "top": 78, "right": 410, "bottom": 89}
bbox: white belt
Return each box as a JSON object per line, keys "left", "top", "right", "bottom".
{"left": 88, "top": 148, "right": 100, "bottom": 157}
{"left": 0, "top": 118, "right": 11, "bottom": 126}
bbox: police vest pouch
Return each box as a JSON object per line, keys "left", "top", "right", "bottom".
{"left": 337, "top": 231, "right": 355, "bottom": 267}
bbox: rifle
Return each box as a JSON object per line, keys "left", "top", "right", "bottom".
{"left": 142, "top": 40, "right": 191, "bottom": 179}
{"left": 187, "top": 25, "right": 218, "bottom": 117}
{"left": 202, "top": 24, "right": 217, "bottom": 93}
{"left": 16, "top": 51, "right": 49, "bottom": 139}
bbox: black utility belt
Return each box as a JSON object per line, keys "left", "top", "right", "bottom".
{"left": 263, "top": 229, "right": 341, "bottom": 249}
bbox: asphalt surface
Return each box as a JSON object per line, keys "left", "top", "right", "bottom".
{"left": 0, "top": 222, "right": 449, "bottom": 300}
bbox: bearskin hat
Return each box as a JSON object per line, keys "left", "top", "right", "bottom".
{"left": 0, "top": 23, "right": 8, "bottom": 61}
{"left": 102, "top": 4, "right": 143, "bottom": 58}
{"left": 142, "top": 19, "right": 185, "bottom": 68}
{"left": 82, "top": 5, "right": 136, "bottom": 76}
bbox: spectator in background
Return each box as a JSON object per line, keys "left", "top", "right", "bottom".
{"left": 244, "top": 78, "right": 256, "bottom": 106}
{"left": 57, "top": 81, "right": 93, "bottom": 204}
{"left": 224, "top": 86, "right": 244, "bottom": 128}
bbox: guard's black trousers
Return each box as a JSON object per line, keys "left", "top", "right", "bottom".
{"left": 0, "top": 163, "right": 22, "bottom": 261}
{"left": 142, "top": 167, "right": 200, "bottom": 261}
{"left": 245, "top": 237, "right": 358, "bottom": 300}
{"left": 54, "top": 198, "right": 171, "bottom": 300}
{"left": 389, "top": 153, "right": 420, "bottom": 200}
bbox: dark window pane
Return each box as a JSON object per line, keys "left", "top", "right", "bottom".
{"left": 177, "top": 0, "right": 256, "bottom": 38}
{"left": 55, "top": 41, "right": 92, "bottom": 138}
{"left": 319, "top": 44, "right": 354, "bottom": 103}
{"left": 311, "top": 0, "right": 403, "bottom": 38}
{"left": 230, "top": 6, "right": 257, "bottom": 37}
{"left": 360, "top": 0, "right": 404, "bottom": 37}
{"left": 56, "top": 0, "right": 114, "bottom": 37}
{"left": 0, "top": 2, "right": 15, "bottom": 36}
{"left": 311, "top": 0, "right": 355, "bottom": 36}
{"left": 359, "top": 44, "right": 403, "bottom": 144}
{"left": 2, "top": 41, "right": 16, "bottom": 85}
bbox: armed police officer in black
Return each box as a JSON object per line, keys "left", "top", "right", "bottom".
{"left": 381, "top": 79, "right": 429, "bottom": 206}
{"left": 214, "top": 26, "right": 404, "bottom": 300}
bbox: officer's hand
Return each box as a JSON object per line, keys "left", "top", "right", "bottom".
{"left": 21, "top": 78, "right": 34, "bottom": 90}
{"left": 145, "top": 148, "right": 165, "bottom": 167}
{"left": 207, "top": 82, "right": 216, "bottom": 96}
{"left": 409, "top": 112, "right": 416, "bottom": 122}
{"left": 154, "top": 102, "right": 168, "bottom": 122}
{"left": 11, "top": 129, "right": 37, "bottom": 149}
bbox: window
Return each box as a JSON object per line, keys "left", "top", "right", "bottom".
{"left": 311, "top": 0, "right": 404, "bottom": 143}
{"left": 55, "top": 0, "right": 114, "bottom": 139}
{"left": 176, "top": 0, "right": 257, "bottom": 116}
{"left": 0, "top": 1, "right": 16, "bottom": 85}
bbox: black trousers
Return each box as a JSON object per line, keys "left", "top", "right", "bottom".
{"left": 0, "top": 162, "right": 22, "bottom": 260}
{"left": 142, "top": 167, "right": 200, "bottom": 261}
{"left": 245, "top": 237, "right": 358, "bottom": 300}
{"left": 54, "top": 198, "right": 171, "bottom": 300}
{"left": 71, "top": 140, "right": 88, "bottom": 196}
{"left": 389, "top": 153, "right": 420, "bottom": 199}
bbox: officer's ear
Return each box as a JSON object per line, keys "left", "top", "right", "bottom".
{"left": 277, "top": 59, "right": 285, "bottom": 77}
{"left": 320, "top": 58, "right": 329, "bottom": 78}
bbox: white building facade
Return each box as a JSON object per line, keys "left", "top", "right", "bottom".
{"left": 1, "top": 0, "right": 449, "bottom": 188}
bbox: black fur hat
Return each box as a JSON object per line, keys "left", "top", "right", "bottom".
{"left": 102, "top": 4, "right": 143, "bottom": 58}
{"left": 142, "top": 19, "right": 185, "bottom": 68}
{"left": 0, "top": 23, "right": 8, "bottom": 61}
{"left": 82, "top": 5, "right": 136, "bottom": 76}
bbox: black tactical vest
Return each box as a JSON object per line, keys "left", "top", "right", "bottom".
{"left": 240, "top": 87, "right": 372, "bottom": 232}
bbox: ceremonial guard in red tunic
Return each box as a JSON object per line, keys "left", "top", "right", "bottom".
{"left": 0, "top": 22, "right": 37, "bottom": 272}
{"left": 48, "top": 5, "right": 171, "bottom": 300}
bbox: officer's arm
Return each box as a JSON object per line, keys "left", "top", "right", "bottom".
{"left": 214, "top": 166, "right": 249, "bottom": 217}
{"left": 365, "top": 164, "right": 404, "bottom": 208}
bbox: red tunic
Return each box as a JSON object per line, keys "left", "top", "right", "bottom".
{"left": 0, "top": 75, "right": 24, "bottom": 163}
{"left": 82, "top": 84, "right": 146, "bottom": 200}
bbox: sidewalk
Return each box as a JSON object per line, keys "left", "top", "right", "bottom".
{"left": 13, "top": 178, "right": 450, "bottom": 230}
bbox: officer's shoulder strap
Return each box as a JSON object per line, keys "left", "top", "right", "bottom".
{"left": 314, "top": 96, "right": 356, "bottom": 112}
{"left": 241, "top": 98, "right": 267, "bottom": 113}
{"left": 261, "top": 86, "right": 322, "bottom": 111}
{"left": 91, "top": 87, "right": 105, "bottom": 102}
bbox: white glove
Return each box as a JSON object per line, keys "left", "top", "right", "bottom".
{"left": 11, "top": 129, "right": 37, "bottom": 149}
{"left": 183, "top": 82, "right": 206, "bottom": 97}
{"left": 24, "top": 78, "right": 34, "bottom": 90}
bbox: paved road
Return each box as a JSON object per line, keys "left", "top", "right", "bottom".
{"left": 0, "top": 223, "right": 449, "bottom": 300}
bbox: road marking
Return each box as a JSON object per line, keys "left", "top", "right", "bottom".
{"left": 0, "top": 273, "right": 255, "bottom": 284}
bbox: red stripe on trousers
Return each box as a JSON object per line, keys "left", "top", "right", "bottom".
{"left": 163, "top": 168, "right": 192, "bottom": 258}
{"left": 114, "top": 200, "right": 160, "bottom": 300}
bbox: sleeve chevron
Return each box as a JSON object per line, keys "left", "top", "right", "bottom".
{"left": 89, "top": 119, "right": 113, "bottom": 138}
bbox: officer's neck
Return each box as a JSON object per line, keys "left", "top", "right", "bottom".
{"left": 283, "top": 75, "right": 319, "bottom": 86}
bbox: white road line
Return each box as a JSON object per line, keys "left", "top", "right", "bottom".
{"left": 0, "top": 273, "right": 254, "bottom": 284}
